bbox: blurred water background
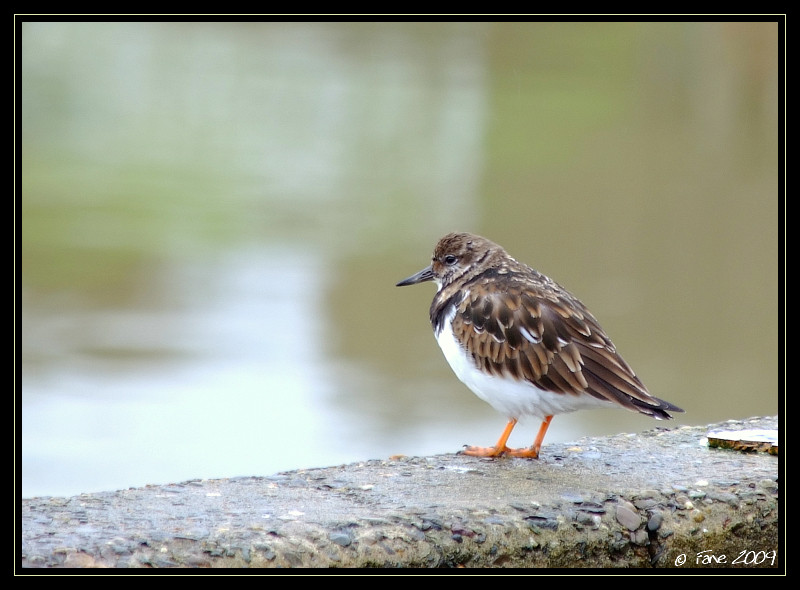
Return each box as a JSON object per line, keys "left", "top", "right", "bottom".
{"left": 20, "top": 21, "right": 779, "bottom": 498}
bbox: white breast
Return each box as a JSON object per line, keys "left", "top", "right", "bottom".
{"left": 435, "top": 306, "right": 613, "bottom": 420}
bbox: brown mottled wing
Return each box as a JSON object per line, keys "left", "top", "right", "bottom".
{"left": 450, "top": 275, "right": 678, "bottom": 418}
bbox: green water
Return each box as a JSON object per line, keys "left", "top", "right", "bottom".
{"left": 20, "top": 21, "right": 779, "bottom": 497}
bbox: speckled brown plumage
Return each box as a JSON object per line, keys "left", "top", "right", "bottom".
{"left": 397, "top": 232, "right": 683, "bottom": 458}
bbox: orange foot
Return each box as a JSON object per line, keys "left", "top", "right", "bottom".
{"left": 503, "top": 446, "right": 541, "bottom": 459}
{"left": 461, "top": 416, "right": 553, "bottom": 460}
{"left": 461, "top": 444, "right": 514, "bottom": 457}
{"left": 461, "top": 444, "right": 540, "bottom": 458}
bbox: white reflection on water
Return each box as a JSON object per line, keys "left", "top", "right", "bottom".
{"left": 21, "top": 247, "right": 351, "bottom": 497}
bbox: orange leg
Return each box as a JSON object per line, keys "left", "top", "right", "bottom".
{"left": 463, "top": 416, "right": 554, "bottom": 459}
{"left": 505, "top": 415, "right": 553, "bottom": 459}
{"left": 462, "top": 418, "right": 518, "bottom": 457}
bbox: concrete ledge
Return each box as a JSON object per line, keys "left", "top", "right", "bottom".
{"left": 20, "top": 416, "right": 779, "bottom": 569}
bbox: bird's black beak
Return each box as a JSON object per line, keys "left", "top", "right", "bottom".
{"left": 396, "top": 265, "right": 434, "bottom": 287}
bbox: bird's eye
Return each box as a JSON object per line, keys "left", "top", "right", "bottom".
{"left": 443, "top": 254, "right": 457, "bottom": 265}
